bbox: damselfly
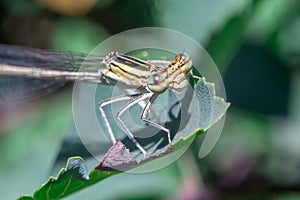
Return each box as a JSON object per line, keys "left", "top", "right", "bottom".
{"left": 0, "top": 44, "right": 192, "bottom": 156}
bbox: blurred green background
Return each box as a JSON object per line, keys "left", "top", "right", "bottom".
{"left": 0, "top": 0, "right": 300, "bottom": 199}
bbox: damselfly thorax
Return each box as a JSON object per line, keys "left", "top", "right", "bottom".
{"left": 102, "top": 51, "right": 192, "bottom": 93}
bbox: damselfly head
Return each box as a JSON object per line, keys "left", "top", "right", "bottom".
{"left": 169, "top": 53, "right": 192, "bottom": 74}
{"left": 178, "top": 53, "right": 192, "bottom": 73}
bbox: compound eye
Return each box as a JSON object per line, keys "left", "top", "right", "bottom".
{"left": 147, "top": 73, "right": 167, "bottom": 93}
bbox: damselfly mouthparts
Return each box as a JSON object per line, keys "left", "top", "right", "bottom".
{"left": 0, "top": 44, "right": 193, "bottom": 156}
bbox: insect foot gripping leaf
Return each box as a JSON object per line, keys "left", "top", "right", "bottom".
{"left": 18, "top": 77, "right": 229, "bottom": 200}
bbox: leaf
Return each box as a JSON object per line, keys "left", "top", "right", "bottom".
{"left": 17, "top": 156, "right": 119, "bottom": 200}
{"left": 18, "top": 77, "right": 229, "bottom": 199}
{"left": 17, "top": 135, "right": 201, "bottom": 200}
{"left": 194, "top": 77, "right": 230, "bottom": 130}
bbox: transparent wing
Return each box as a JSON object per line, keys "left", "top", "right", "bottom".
{"left": 0, "top": 44, "right": 105, "bottom": 103}
{"left": 0, "top": 44, "right": 105, "bottom": 71}
{"left": 0, "top": 76, "right": 66, "bottom": 102}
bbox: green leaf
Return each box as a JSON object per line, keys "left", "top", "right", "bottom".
{"left": 17, "top": 137, "right": 199, "bottom": 200}
{"left": 194, "top": 77, "right": 230, "bottom": 130}
{"left": 17, "top": 156, "right": 119, "bottom": 200}
{"left": 18, "top": 77, "right": 229, "bottom": 199}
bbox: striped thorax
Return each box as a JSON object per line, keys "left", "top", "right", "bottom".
{"left": 102, "top": 52, "right": 192, "bottom": 93}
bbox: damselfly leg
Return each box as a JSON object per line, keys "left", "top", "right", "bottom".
{"left": 141, "top": 93, "right": 172, "bottom": 144}
{"left": 99, "top": 91, "right": 172, "bottom": 157}
{"left": 98, "top": 93, "right": 142, "bottom": 144}
{"left": 116, "top": 92, "right": 154, "bottom": 156}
